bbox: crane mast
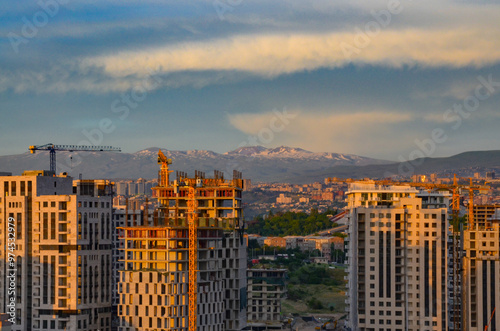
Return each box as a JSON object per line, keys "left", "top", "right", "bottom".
{"left": 187, "top": 186, "right": 198, "bottom": 331}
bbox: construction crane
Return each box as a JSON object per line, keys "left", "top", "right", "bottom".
{"left": 157, "top": 149, "right": 173, "bottom": 187}
{"left": 29, "top": 143, "right": 121, "bottom": 174}
{"left": 187, "top": 186, "right": 198, "bottom": 331}
{"left": 157, "top": 149, "right": 198, "bottom": 331}
{"left": 326, "top": 175, "right": 490, "bottom": 329}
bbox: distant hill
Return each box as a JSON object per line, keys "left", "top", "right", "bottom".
{"left": 285, "top": 150, "right": 500, "bottom": 184}
{"left": 0, "top": 146, "right": 389, "bottom": 182}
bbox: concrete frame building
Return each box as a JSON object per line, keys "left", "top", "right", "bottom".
{"left": 0, "top": 171, "right": 113, "bottom": 331}
{"left": 345, "top": 184, "right": 451, "bottom": 331}
{"left": 463, "top": 209, "right": 500, "bottom": 330}
{"left": 472, "top": 204, "right": 500, "bottom": 229}
{"left": 117, "top": 169, "right": 247, "bottom": 331}
{"left": 246, "top": 269, "right": 287, "bottom": 331}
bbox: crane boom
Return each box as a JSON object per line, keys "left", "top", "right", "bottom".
{"left": 29, "top": 143, "right": 121, "bottom": 173}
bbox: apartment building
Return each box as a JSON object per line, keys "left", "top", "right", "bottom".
{"left": 345, "top": 183, "right": 450, "bottom": 331}
{"left": 246, "top": 269, "right": 287, "bottom": 331}
{"left": 0, "top": 171, "right": 113, "bottom": 331}
{"left": 463, "top": 209, "right": 500, "bottom": 330}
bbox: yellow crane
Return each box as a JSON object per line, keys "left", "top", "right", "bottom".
{"left": 157, "top": 149, "right": 198, "bottom": 331}
{"left": 187, "top": 186, "right": 198, "bottom": 331}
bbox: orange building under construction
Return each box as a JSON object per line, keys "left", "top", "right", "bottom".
{"left": 117, "top": 151, "right": 248, "bottom": 331}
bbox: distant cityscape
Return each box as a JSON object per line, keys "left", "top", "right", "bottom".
{"left": 1, "top": 150, "right": 499, "bottom": 330}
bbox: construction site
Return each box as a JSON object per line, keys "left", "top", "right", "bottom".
{"left": 116, "top": 150, "right": 247, "bottom": 331}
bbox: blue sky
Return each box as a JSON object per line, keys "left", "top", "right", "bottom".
{"left": 1, "top": 0, "right": 500, "bottom": 161}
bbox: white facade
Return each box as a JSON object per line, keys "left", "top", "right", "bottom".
{"left": 345, "top": 184, "right": 450, "bottom": 331}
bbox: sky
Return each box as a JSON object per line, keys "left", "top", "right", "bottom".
{"left": 1, "top": 0, "right": 500, "bottom": 161}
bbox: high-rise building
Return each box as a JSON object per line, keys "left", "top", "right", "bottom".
{"left": 117, "top": 163, "right": 247, "bottom": 330}
{"left": 127, "top": 182, "right": 137, "bottom": 196}
{"left": 116, "top": 182, "right": 128, "bottom": 196}
{"left": 345, "top": 183, "right": 451, "bottom": 331}
{"left": 463, "top": 209, "right": 500, "bottom": 330}
{"left": 0, "top": 171, "right": 113, "bottom": 331}
{"left": 136, "top": 179, "right": 145, "bottom": 196}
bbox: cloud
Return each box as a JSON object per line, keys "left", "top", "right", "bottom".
{"left": 81, "top": 28, "right": 500, "bottom": 80}
{"left": 227, "top": 109, "right": 415, "bottom": 157}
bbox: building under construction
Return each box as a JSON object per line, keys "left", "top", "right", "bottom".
{"left": 117, "top": 151, "right": 247, "bottom": 331}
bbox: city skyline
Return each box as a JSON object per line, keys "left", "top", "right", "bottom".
{"left": 1, "top": 1, "right": 500, "bottom": 160}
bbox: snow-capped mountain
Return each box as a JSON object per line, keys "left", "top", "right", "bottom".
{"left": 0, "top": 146, "right": 389, "bottom": 182}
{"left": 227, "top": 146, "right": 371, "bottom": 162}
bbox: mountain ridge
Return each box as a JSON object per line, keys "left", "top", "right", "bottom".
{"left": 1, "top": 147, "right": 498, "bottom": 183}
{"left": 0, "top": 146, "right": 388, "bottom": 182}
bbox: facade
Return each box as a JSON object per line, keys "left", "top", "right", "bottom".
{"left": 345, "top": 184, "right": 451, "bottom": 331}
{"left": 118, "top": 165, "right": 247, "bottom": 330}
{"left": 246, "top": 269, "right": 287, "bottom": 331}
{"left": 0, "top": 171, "right": 113, "bottom": 331}
{"left": 463, "top": 210, "right": 500, "bottom": 330}
{"left": 111, "top": 202, "right": 152, "bottom": 322}
{"left": 275, "top": 194, "right": 292, "bottom": 204}
{"left": 263, "top": 237, "right": 286, "bottom": 248}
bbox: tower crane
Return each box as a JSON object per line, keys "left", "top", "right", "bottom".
{"left": 157, "top": 149, "right": 198, "bottom": 331}
{"left": 326, "top": 175, "right": 490, "bottom": 329}
{"left": 29, "top": 144, "right": 121, "bottom": 174}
